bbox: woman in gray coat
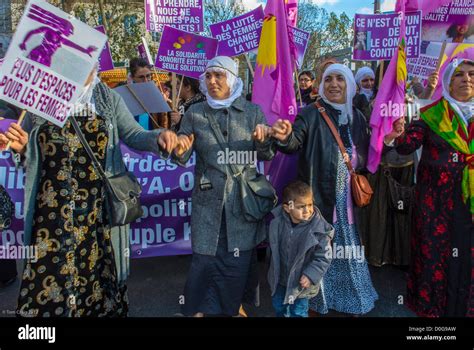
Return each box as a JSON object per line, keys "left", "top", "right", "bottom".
{"left": 0, "top": 68, "right": 178, "bottom": 317}
{"left": 173, "top": 56, "right": 275, "bottom": 317}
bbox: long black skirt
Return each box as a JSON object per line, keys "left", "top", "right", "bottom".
{"left": 357, "top": 163, "right": 414, "bottom": 267}
{"left": 182, "top": 212, "right": 254, "bottom": 316}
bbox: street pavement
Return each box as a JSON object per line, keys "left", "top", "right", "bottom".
{"left": 0, "top": 252, "right": 416, "bottom": 317}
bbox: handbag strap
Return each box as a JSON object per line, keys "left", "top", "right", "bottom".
{"left": 69, "top": 116, "right": 108, "bottom": 182}
{"left": 314, "top": 100, "right": 355, "bottom": 174}
{"left": 204, "top": 109, "right": 245, "bottom": 178}
{"left": 125, "top": 84, "right": 161, "bottom": 129}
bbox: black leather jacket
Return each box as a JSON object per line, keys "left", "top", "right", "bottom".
{"left": 275, "top": 99, "right": 370, "bottom": 223}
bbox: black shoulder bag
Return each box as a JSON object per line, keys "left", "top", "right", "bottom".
{"left": 70, "top": 116, "right": 143, "bottom": 227}
{"left": 204, "top": 110, "right": 277, "bottom": 222}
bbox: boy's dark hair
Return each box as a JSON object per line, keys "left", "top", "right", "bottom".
{"left": 282, "top": 181, "right": 313, "bottom": 204}
{"left": 298, "top": 70, "right": 315, "bottom": 80}
{"left": 129, "top": 57, "right": 152, "bottom": 77}
{"left": 182, "top": 77, "right": 201, "bottom": 94}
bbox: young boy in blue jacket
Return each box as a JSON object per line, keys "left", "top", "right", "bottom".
{"left": 268, "top": 181, "right": 334, "bottom": 317}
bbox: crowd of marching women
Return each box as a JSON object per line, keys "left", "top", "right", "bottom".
{"left": 1, "top": 54, "right": 472, "bottom": 318}
{"left": 0, "top": 0, "right": 473, "bottom": 320}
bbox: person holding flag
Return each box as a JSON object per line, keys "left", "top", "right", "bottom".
{"left": 384, "top": 58, "right": 474, "bottom": 317}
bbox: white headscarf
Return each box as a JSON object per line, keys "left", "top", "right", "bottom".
{"left": 73, "top": 68, "right": 100, "bottom": 115}
{"left": 199, "top": 56, "right": 243, "bottom": 110}
{"left": 318, "top": 63, "right": 357, "bottom": 125}
{"left": 442, "top": 58, "right": 474, "bottom": 125}
{"left": 355, "top": 66, "right": 375, "bottom": 100}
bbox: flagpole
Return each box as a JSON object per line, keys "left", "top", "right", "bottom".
{"left": 176, "top": 75, "right": 184, "bottom": 110}
{"left": 426, "top": 40, "right": 447, "bottom": 99}
{"left": 152, "top": 67, "right": 165, "bottom": 95}
{"left": 171, "top": 73, "right": 178, "bottom": 110}
{"left": 294, "top": 62, "right": 303, "bottom": 107}
{"left": 378, "top": 60, "right": 385, "bottom": 88}
{"left": 244, "top": 54, "right": 255, "bottom": 78}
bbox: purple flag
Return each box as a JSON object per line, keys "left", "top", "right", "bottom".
{"left": 368, "top": 0, "right": 408, "bottom": 173}
{"left": 252, "top": 0, "right": 297, "bottom": 125}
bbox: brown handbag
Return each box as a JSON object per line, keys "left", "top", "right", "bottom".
{"left": 314, "top": 100, "right": 373, "bottom": 207}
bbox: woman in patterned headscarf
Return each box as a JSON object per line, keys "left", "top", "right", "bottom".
{"left": 384, "top": 58, "right": 474, "bottom": 317}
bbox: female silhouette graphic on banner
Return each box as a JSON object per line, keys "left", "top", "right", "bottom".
{"left": 19, "top": 3, "right": 97, "bottom": 67}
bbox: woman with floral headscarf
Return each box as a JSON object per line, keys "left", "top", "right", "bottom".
{"left": 172, "top": 56, "right": 275, "bottom": 317}
{"left": 270, "top": 63, "right": 379, "bottom": 315}
{"left": 384, "top": 58, "right": 474, "bottom": 317}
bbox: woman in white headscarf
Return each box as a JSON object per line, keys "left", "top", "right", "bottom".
{"left": 270, "top": 63, "right": 379, "bottom": 315}
{"left": 0, "top": 67, "right": 178, "bottom": 317}
{"left": 353, "top": 66, "right": 376, "bottom": 122}
{"left": 172, "top": 56, "right": 275, "bottom": 317}
{"left": 384, "top": 58, "right": 474, "bottom": 317}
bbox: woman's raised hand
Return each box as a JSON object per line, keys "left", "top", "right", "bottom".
{"left": 384, "top": 118, "right": 405, "bottom": 145}
{"left": 271, "top": 119, "right": 292, "bottom": 143}
{"left": 0, "top": 123, "right": 28, "bottom": 154}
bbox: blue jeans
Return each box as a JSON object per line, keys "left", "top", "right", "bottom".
{"left": 271, "top": 284, "right": 309, "bottom": 317}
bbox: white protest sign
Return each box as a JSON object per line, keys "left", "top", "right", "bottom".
{"left": 0, "top": 0, "right": 107, "bottom": 127}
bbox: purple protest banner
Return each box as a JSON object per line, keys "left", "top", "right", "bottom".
{"left": 0, "top": 0, "right": 107, "bottom": 127}
{"left": 289, "top": 26, "right": 310, "bottom": 68}
{"left": 0, "top": 151, "right": 26, "bottom": 251}
{"left": 407, "top": 40, "right": 445, "bottom": 87}
{"left": 137, "top": 43, "right": 148, "bottom": 62}
{"left": 407, "top": 40, "right": 474, "bottom": 87}
{"left": 0, "top": 144, "right": 194, "bottom": 258}
{"left": 155, "top": 26, "right": 218, "bottom": 79}
{"left": 145, "top": 0, "right": 204, "bottom": 33}
{"left": 353, "top": 11, "right": 422, "bottom": 61}
{"left": 0, "top": 118, "right": 16, "bottom": 132}
{"left": 0, "top": 141, "right": 291, "bottom": 258}
{"left": 209, "top": 6, "right": 264, "bottom": 57}
{"left": 120, "top": 143, "right": 194, "bottom": 257}
{"left": 95, "top": 25, "right": 114, "bottom": 72}
{"left": 137, "top": 37, "right": 153, "bottom": 65}
{"left": 421, "top": 2, "right": 474, "bottom": 44}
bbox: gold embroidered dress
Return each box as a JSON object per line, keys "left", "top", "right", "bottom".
{"left": 17, "top": 114, "right": 127, "bottom": 317}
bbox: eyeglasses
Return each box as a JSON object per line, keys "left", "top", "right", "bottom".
{"left": 135, "top": 74, "right": 152, "bottom": 80}
{"left": 299, "top": 78, "right": 312, "bottom": 82}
